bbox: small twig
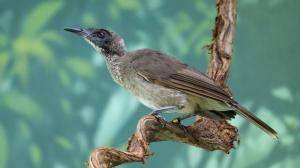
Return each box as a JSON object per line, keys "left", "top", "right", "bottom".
{"left": 87, "top": 0, "right": 238, "bottom": 167}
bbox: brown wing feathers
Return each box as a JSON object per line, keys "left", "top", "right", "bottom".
{"left": 170, "top": 73, "right": 235, "bottom": 102}
{"left": 130, "top": 50, "right": 278, "bottom": 139}
{"left": 139, "top": 69, "right": 236, "bottom": 104}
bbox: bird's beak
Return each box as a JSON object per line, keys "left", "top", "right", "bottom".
{"left": 64, "top": 27, "right": 92, "bottom": 37}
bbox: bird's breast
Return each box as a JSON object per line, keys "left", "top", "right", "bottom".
{"left": 106, "top": 58, "right": 129, "bottom": 87}
{"left": 128, "top": 74, "right": 188, "bottom": 110}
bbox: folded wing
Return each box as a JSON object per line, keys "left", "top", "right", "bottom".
{"left": 129, "top": 49, "right": 278, "bottom": 139}
{"left": 130, "top": 49, "right": 236, "bottom": 104}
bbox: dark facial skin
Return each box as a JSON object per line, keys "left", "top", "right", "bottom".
{"left": 64, "top": 28, "right": 112, "bottom": 50}
{"left": 86, "top": 29, "right": 112, "bottom": 50}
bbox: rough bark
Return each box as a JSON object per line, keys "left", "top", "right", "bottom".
{"left": 208, "top": 0, "right": 237, "bottom": 96}
{"left": 87, "top": 0, "right": 237, "bottom": 167}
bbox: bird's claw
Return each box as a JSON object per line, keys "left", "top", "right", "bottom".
{"left": 171, "top": 117, "right": 181, "bottom": 125}
{"left": 151, "top": 113, "right": 167, "bottom": 127}
{"left": 151, "top": 112, "right": 164, "bottom": 119}
{"left": 171, "top": 117, "right": 189, "bottom": 134}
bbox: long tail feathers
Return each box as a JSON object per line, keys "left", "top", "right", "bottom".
{"left": 231, "top": 103, "right": 279, "bottom": 140}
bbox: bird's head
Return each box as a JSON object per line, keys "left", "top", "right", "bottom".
{"left": 64, "top": 27, "right": 125, "bottom": 56}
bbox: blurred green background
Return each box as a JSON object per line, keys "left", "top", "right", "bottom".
{"left": 0, "top": 0, "right": 299, "bottom": 168}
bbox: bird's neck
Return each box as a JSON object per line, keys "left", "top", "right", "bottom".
{"left": 100, "top": 33, "right": 130, "bottom": 86}
{"left": 104, "top": 52, "right": 123, "bottom": 64}
{"left": 101, "top": 32, "right": 126, "bottom": 58}
{"left": 101, "top": 36, "right": 127, "bottom": 65}
{"left": 101, "top": 47, "right": 125, "bottom": 59}
{"left": 104, "top": 52, "right": 128, "bottom": 87}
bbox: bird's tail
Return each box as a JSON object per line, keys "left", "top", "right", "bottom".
{"left": 231, "top": 103, "right": 278, "bottom": 140}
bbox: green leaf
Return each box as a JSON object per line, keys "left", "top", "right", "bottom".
{"left": 60, "top": 98, "right": 72, "bottom": 116}
{"left": 116, "top": 0, "right": 140, "bottom": 10}
{"left": 17, "top": 120, "right": 31, "bottom": 139}
{"left": 65, "top": 57, "right": 95, "bottom": 79}
{"left": 12, "top": 56, "right": 29, "bottom": 84}
{"left": 13, "top": 37, "right": 56, "bottom": 68}
{"left": 55, "top": 136, "right": 73, "bottom": 151}
{"left": 109, "top": 4, "right": 120, "bottom": 19}
{"left": 23, "top": 1, "right": 64, "bottom": 36}
{"left": 81, "top": 13, "right": 98, "bottom": 27}
{"left": 40, "top": 30, "right": 65, "bottom": 45}
{"left": 0, "top": 51, "right": 10, "bottom": 80}
{"left": 29, "top": 40, "right": 56, "bottom": 66}
{"left": 0, "top": 33, "right": 6, "bottom": 47}
{"left": 59, "top": 69, "right": 71, "bottom": 88}
{"left": 3, "top": 91, "right": 44, "bottom": 120}
{"left": 0, "top": 124, "right": 8, "bottom": 168}
{"left": 30, "top": 144, "right": 42, "bottom": 167}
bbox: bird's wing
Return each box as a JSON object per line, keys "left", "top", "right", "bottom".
{"left": 129, "top": 49, "right": 236, "bottom": 104}
{"left": 129, "top": 49, "right": 278, "bottom": 139}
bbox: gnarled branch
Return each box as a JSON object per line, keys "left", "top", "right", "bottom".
{"left": 87, "top": 0, "right": 237, "bottom": 167}
{"left": 208, "top": 0, "right": 237, "bottom": 96}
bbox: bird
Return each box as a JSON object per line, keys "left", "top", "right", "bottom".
{"left": 64, "top": 27, "right": 278, "bottom": 139}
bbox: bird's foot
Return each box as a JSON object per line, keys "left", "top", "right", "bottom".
{"left": 170, "top": 112, "right": 196, "bottom": 134}
{"left": 171, "top": 118, "right": 189, "bottom": 134}
{"left": 150, "top": 114, "right": 167, "bottom": 128}
{"left": 150, "top": 106, "right": 178, "bottom": 116}
{"left": 171, "top": 112, "right": 196, "bottom": 124}
{"left": 152, "top": 113, "right": 166, "bottom": 121}
{"left": 150, "top": 106, "right": 179, "bottom": 128}
{"left": 171, "top": 117, "right": 181, "bottom": 125}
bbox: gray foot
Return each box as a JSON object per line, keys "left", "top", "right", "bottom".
{"left": 171, "top": 112, "right": 196, "bottom": 124}
{"left": 151, "top": 106, "right": 179, "bottom": 116}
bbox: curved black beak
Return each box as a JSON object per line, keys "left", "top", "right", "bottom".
{"left": 64, "top": 27, "right": 92, "bottom": 37}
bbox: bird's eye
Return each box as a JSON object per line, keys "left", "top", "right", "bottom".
{"left": 95, "top": 31, "right": 105, "bottom": 38}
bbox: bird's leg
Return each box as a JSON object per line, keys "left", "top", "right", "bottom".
{"left": 171, "top": 112, "right": 197, "bottom": 125}
{"left": 151, "top": 106, "right": 179, "bottom": 116}
{"left": 151, "top": 106, "right": 179, "bottom": 128}
{"left": 170, "top": 112, "right": 196, "bottom": 135}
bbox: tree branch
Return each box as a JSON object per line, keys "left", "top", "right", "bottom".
{"left": 208, "top": 0, "right": 237, "bottom": 96}
{"left": 87, "top": 0, "right": 237, "bottom": 167}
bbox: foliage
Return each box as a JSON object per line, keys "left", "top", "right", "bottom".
{"left": 0, "top": 0, "right": 299, "bottom": 168}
